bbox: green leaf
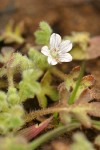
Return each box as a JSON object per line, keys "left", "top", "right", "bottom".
{"left": 65, "top": 32, "right": 90, "bottom": 60}
{"left": 34, "top": 21, "right": 52, "bottom": 45}
{"left": 28, "top": 47, "right": 49, "bottom": 70}
{"left": 0, "top": 105, "right": 24, "bottom": 134}
{"left": 70, "top": 46, "right": 87, "bottom": 60}
{"left": 0, "top": 22, "right": 24, "bottom": 44}
{"left": 36, "top": 71, "right": 59, "bottom": 108}
{"left": 12, "top": 53, "right": 34, "bottom": 71}
{"left": 18, "top": 69, "right": 42, "bottom": 102}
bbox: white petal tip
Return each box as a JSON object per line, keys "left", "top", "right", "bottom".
{"left": 41, "top": 46, "right": 50, "bottom": 56}
{"left": 48, "top": 56, "right": 58, "bottom": 65}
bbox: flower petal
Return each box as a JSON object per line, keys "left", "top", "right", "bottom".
{"left": 50, "top": 33, "right": 61, "bottom": 49}
{"left": 41, "top": 46, "right": 50, "bottom": 56}
{"left": 48, "top": 56, "right": 58, "bottom": 65}
{"left": 59, "top": 40, "right": 72, "bottom": 54}
{"left": 59, "top": 53, "right": 72, "bottom": 62}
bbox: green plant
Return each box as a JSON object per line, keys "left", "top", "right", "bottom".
{"left": 0, "top": 21, "right": 99, "bottom": 150}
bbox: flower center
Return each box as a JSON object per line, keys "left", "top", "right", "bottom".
{"left": 50, "top": 48, "right": 58, "bottom": 58}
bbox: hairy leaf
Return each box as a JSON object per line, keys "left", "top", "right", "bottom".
{"left": 19, "top": 69, "right": 42, "bottom": 102}
{"left": 28, "top": 47, "right": 49, "bottom": 70}
{"left": 36, "top": 71, "right": 59, "bottom": 108}
{"left": 34, "top": 21, "right": 52, "bottom": 45}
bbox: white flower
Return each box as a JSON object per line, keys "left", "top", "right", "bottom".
{"left": 41, "top": 33, "right": 73, "bottom": 65}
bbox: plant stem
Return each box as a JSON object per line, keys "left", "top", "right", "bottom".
{"left": 50, "top": 67, "right": 67, "bottom": 80}
{"left": 7, "top": 67, "right": 14, "bottom": 87}
{"left": 68, "top": 62, "right": 85, "bottom": 105}
{"left": 29, "top": 122, "right": 80, "bottom": 150}
{"left": 25, "top": 107, "right": 69, "bottom": 123}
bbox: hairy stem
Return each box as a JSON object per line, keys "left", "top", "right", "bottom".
{"left": 25, "top": 107, "right": 70, "bottom": 123}
{"left": 7, "top": 67, "right": 14, "bottom": 87}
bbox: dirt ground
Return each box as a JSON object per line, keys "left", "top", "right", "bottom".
{"left": 0, "top": 0, "right": 100, "bottom": 35}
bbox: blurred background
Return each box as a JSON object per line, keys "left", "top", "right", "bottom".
{"left": 0, "top": 0, "right": 100, "bottom": 37}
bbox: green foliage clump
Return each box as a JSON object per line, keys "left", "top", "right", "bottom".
{"left": 0, "top": 104, "right": 24, "bottom": 134}
{"left": 0, "top": 89, "right": 24, "bottom": 134}
{"left": 19, "top": 69, "right": 58, "bottom": 108}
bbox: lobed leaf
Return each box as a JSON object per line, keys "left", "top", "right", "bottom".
{"left": 36, "top": 71, "right": 59, "bottom": 108}
{"left": 18, "top": 69, "right": 42, "bottom": 102}
{"left": 34, "top": 21, "right": 52, "bottom": 45}
{"left": 0, "top": 22, "right": 24, "bottom": 44}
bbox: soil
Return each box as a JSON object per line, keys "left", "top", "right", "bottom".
{"left": 0, "top": 0, "right": 100, "bottom": 36}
